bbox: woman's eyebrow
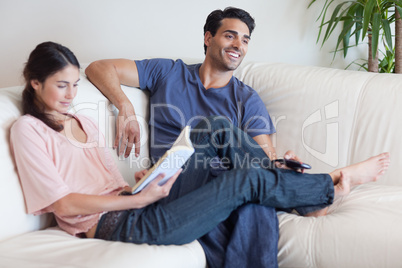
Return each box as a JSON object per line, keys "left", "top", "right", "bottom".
{"left": 57, "top": 78, "right": 80, "bottom": 84}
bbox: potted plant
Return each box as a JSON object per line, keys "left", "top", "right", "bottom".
{"left": 309, "top": 0, "right": 402, "bottom": 73}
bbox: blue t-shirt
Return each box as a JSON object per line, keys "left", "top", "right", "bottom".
{"left": 135, "top": 58, "right": 275, "bottom": 160}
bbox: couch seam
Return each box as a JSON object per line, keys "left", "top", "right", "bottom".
{"left": 345, "top": 73, "right": 379, "bottom": 166}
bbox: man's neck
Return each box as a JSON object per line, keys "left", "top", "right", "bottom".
{"left": 199, "top": 60, "right": 234, "bottom": 90}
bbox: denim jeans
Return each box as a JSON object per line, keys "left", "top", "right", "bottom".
{"left": 199, "top": 204, "right": 279, "bottom": 268}
{"left": 95, "top": 116, "right": 334, "bottom": 266}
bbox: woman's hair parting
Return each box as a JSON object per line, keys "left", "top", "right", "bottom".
{"left": 22, "top": 41, "right": 80, "bottom": 131}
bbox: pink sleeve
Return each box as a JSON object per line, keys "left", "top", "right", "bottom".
{"left": 10, "top": 118, "right": 71, "bottom": 215}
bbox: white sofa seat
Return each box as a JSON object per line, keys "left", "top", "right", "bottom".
{"left": 0, "top": 227, "right": 205, "bottom": 268}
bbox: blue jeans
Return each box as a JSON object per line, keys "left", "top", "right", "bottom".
{"left": 95, "top": 116, "right": 334, "bottom": 266}
{"left": 199, "top": 204, "right": 279, "bottom": 268}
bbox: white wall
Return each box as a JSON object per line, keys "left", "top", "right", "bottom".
{"left": 0, "top": 0, "right": 366, "bottom": 87}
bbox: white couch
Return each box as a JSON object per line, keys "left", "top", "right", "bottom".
{"left": 1, "top": 61, "right": 402, "bottom": 267}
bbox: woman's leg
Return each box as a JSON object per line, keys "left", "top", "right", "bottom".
{"left": 95, "top": 166, "right": 333, "bottom": 245}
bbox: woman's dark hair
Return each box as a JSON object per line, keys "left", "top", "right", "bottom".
{"left": 203, "top": 7, "right": 256, "bottom": 55}
{"left": 22, "top": 41, "right": 80, "bottom": 131}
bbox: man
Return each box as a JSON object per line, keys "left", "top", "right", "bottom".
{"left": 85, "top": 7, "right": 383, "bottom": 268}
{"left": 86, "top": 7, "right": 282, "bottom": 267}
{"left": 85, "top": 7, "right": 276, "bottom": 161}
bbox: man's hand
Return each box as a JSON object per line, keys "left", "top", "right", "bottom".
{"left": 283, "top": 150, "right": 302, "bottom": 162}
{"left": 276, "top": 150, "right": 305, "bottom": 172}
{"left": 115, "top": 104, "right": 141, "bottom": 158}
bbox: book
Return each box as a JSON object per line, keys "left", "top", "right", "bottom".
{"left": 131, "top": 126, "right": 195, "bottom": 194}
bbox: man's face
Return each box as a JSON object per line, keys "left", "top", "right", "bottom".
{"left": 205, "top": 18, "right": 250, "bottom": 71}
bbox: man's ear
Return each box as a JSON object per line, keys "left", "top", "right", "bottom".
{"left": 31, "top": 79, "right": 40, "bottom": 90}
{"left": 204, "top": 31, "right": 213, "bottom": 47}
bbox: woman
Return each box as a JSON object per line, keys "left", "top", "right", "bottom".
{"left": 11, "top": 42, "right": 390, "bottom": 266}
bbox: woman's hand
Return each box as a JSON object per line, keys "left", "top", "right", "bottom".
{"left": 135, "top": 169, "right": 182, "bottom": 207}
{"left": 135, "top": 169, "right": 149, "bottom": 183}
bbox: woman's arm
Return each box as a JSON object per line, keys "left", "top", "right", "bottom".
{"left": 52, "top": 170, "right": 181, "bottom": 217}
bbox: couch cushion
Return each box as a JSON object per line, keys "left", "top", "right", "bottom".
{"left": 277, "top": 183, "right": 402, "bottom": 267}
{"left": 0, "top": 227, "right": 206, "bottom": 268}
{"left": 0, "top": 86, "right": 54, "bottom": 241}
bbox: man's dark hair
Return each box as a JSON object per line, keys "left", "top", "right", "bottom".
{"left": 203, "top": 7, "right": 255, "bottom": 54}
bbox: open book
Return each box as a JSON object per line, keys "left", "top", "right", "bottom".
{"left": 132, "top": 126, "right": 195, "bottom": 194}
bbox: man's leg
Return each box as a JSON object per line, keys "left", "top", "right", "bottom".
{"left": 158, "top": 116, "right": 267, "bottom": 203}
{"left": 95, "top": 166, "right": 333, "bottom": 245}
{"left": 154, "top": 116, "right": 329, "bottom": 266}
{"left": 199, "top": 204, "right": 279, "bottom": 268}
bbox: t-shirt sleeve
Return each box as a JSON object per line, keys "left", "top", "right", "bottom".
{"left": 135, "top": 58, "right": 176, "bottom": 93}
{"left": 241, "top": 92, "right": 276, "bottom": 137}
{"left": 10, "top": 118, "right": 71, "bottom": 215}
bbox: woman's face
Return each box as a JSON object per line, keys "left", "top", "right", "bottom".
{"left": 31, "top": 65, "right": 80, "bottom": 118}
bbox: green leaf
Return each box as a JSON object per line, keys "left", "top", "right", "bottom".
{"left": 371, "top": 12, "right": 381, "bottom": 59}
{"left": 362, "top": 0, "right": 377, "bottom": 39}
{"left": 355, "top": 4, "right": 364, "bottom": 43}
{"left": 396, "top": 5, "right": 402, "bottom": 19}
{"left": 382, "top": 19, "right": 393, "bottom": 50}
{"left": 322, "top": 1, "right": 352, "bottom": 45}
{"left": 317, "top": 0, "right": 336, "bottom": 43}
{"left": 340, "top": 18, "right": 354, "bottom": 57}
{"left": 308, "top": 0, "right": 318, "bottom": 9}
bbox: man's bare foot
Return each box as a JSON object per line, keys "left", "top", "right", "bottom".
{"left": 305, "top": 207, "right": 328, "bottom": 217}
{"left": 306, "top": 171, "right": 350, "bottom": 217}
{"left": 334, "top": 171, "right": 351, "bottom": 197}
{"left": 330, "top": 152, "right": 390, "bottom": 186}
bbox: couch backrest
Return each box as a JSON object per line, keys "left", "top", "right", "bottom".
{"left": 2, "top": 61, "right": 401, "bottom": 241}
{"left": 0, "top": 86, "right": 54, "bottom": 241}
{"left": 235, "top": 62, "right": 402, "bottom": 186}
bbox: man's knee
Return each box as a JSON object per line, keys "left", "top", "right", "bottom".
{"left": 237, "top": 204, "right": 277, "bottom": 218}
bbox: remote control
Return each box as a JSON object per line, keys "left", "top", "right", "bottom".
{"left": 274, "top": 159, "right": 311, "bottom": 170}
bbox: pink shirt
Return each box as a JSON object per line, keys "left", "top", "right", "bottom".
{"left": 10, "top": 114, "right": 128, "bottom": 236}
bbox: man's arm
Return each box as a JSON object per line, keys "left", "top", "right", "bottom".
{"left": 253, "top": 134, "right": 277, "bottom": 160}
{"left": 85, "top": 59, "right": 140, "bottom": 157}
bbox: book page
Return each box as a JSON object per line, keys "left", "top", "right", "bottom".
{"left": 132, "top": 147, "right": 194, "bottom": 194}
